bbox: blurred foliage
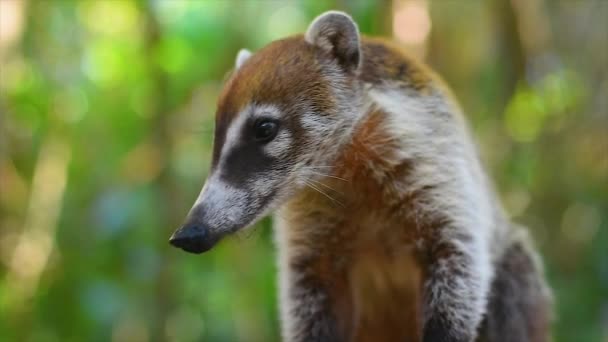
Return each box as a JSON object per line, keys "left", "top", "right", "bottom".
{"left": 0, "top": 1, "right": 606, "bottom": 341}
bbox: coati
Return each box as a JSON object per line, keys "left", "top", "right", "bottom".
{"left": 170, "top": 11, "right": 552, "bottom": 342}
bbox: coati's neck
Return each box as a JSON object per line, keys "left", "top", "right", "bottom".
{"left": 279, "top": 103, "right": 418, "bottom": 239}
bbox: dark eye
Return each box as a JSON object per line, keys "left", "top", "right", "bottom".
{"left": 254, "top": 119, "right": 279, "bottom": 142}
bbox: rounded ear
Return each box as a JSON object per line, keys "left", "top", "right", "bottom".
{"left": 305, "top": 11, "right": 361, "bottom": 72}
{"left": 235, "top": 48, "right": 252, "bottom": 69}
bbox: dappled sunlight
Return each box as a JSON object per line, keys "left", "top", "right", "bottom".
{"left": 164, "top": 306, "right": 205, "bottom": 342}
{"left": 560, "top": 203, "right": 601, "bottom": 246}
{"left": 0, "top": 1, "right": 606, "bottom": 341}
{"left": 3, "top": 139, "right": 70, "bottom": 313}
{"left": 504, "top": 70, "right": 584, "bottom": 142}
{"left": 0, "top": 0, "right": 25, "bottom": 55}
{"left": 120, "top": 141, "right": 164, "bottom": 186}
{"left": 112, "top": 313, "right": 150, "bottom": 342}
{"left": 393, "top": 0, "right": 431, "bottom": 58}
{"left": 77, "top": 0, "right": 140, "bottom": 38}
{"left": 265, "top": 5, "right": 308, "bottom": 41}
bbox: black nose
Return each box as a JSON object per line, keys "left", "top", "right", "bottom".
{"left": 169, "top": 225, "right": 216, "bottom": 254}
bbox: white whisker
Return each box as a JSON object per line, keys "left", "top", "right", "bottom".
{"left": 305, "top": 170, "right": 349, "bottom": 182}
{"left": 307, "top": 178, "right": 344, "bottom": 196}
{"left": 303, "top": 180, "right": 344, "bottom": 207}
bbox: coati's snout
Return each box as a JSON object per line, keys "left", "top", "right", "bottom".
{"left": 170, "top": 204, "right": 220, "bottom": 254}
{"left": 170, "top": 172, "right": 275, "bottom": 254}
{"left": 169, "top": 224, "right": 215, "bottom": 254}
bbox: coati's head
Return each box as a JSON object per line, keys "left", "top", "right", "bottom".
{"left": 170, "top": 11, "right": 364, "bottom": 253}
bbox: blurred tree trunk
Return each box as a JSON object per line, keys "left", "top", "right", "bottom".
{"left": 493, "top": 0, "right": 527, "bottom": 113}
{"left": 493, "top": 0, "right": 554, "bottom": 113}
{"left": 376, "top": 0, "right": 394, "bottom": 36}
{"left": 3, "top": 1, "right": 71, "bottom": 340}
{"left": 510, "top": 0, "right": 555, "bottom": 81}
{"left": 140, "top": 1, "right": 176, "bottom": 340}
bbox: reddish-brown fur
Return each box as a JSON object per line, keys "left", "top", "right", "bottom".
{"left": 216, "top": 35, "right": 334, "bottom": 124}
{"left": 216, "top": 35, "right": 435, "bottom": 129}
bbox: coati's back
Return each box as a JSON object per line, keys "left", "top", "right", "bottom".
{"left": 170, "top": 11, "right": 552, "bottom": 342}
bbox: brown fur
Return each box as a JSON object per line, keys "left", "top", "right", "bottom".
{"left": 359, "top": 37, "right": 433, "bottom": 92}
{"left": 348, "top": 246, "right": 423, "bottom": 342}
{"left": 213, "top": 36, "right": 335, "bottom": 168}
{"left": 216, "top": 36, "right": 434, "bottom": 129}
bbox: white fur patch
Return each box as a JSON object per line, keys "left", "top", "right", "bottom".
{"left": 218, "top": 103, "right": 288, "bottom": 168}
{"left": 196, "top": 103, "right": 292, "bottom": 233}
{"left": 369, "top": 85, "right": 496, "bottom": 334}
{"left": 193, "top": 173, "right": 247, "bottom": 231}
{"left": 219, "top": 108, "right": 248, "bottom": 164}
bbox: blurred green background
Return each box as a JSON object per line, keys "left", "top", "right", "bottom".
{"left": 0, "top": 0, "right": 606, "bottom": 341}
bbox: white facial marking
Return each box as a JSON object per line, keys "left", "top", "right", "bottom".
{"left": 218, "top": 103, "right": 289, "bottom": 168}
{"left": 195, "top": 103, "right": 291, "bottom": 233}
{"left": 219, "top": 107, "right": 249, "bottom": 169}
